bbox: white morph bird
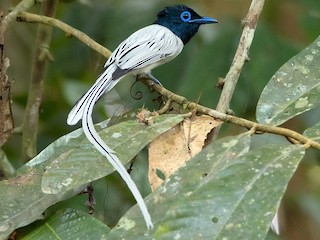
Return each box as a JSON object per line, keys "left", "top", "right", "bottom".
{"left": 67, "top": 5, "right": 218, "bottom": 229}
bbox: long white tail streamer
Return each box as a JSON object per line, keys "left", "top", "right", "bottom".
{"left": 68, "top": 67, "right": 153, "bottom": 229}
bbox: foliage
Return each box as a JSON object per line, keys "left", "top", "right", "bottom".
{"left": 1, "top": 0, "right": 320, "bottom": 240}
{"left": 256, "top": 37, "right": 320, "bottom": 125}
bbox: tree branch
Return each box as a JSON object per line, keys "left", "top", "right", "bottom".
{"left": 140, "top": 78, "right": 320, "bottom": 151}
{"left": 1, "top": 0, "right": 35, "bottom": 33}
{"left": 208, "top": 0, "right": 266, "bottom": 142}
{"left": 216, "top": 0, "right": 266, "bottom": 113}
{"left": 21, "top": 0, "right": 58, "bottom": 162}
{"left": 0, "top": 0, "right": 38, "bottom": 168}
{"left": 0, "top": 55, "right": 13, "bottom": 147}
{"left": 17, "top": 11, "right": 112, "bottom": 58}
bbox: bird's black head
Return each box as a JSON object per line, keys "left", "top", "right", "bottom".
{"left": 154, "top": 5, "right": 218, "bottom": 45}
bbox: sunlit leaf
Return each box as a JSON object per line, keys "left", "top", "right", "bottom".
{"left": 303, "top": 121, "right": 320, "bottom": 141}
{"left": 108, "top": 134, "right": 304, "bottom": 239}
{"left": 42, "top": 114, "right": 184, "bottom": 194}
{"left": 21, "top": 209, "right": 110, "bottom": 240}
{"left": 256, "top": 36, "right": 320, "bottom": 126}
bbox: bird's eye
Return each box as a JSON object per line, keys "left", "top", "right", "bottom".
{"left": 180, "top": 11, "right": 191, "bottom": 22}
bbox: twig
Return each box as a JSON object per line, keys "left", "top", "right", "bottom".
{"left": 0, "top": 148, "right": 15, "bottom": 177}
{"left": 157, "top": 98, "right": 173, "bottom": 115}
{"left": 140, "top": 78, "right": 320, "bottom": 151}
{"left": 210, "top": 0, "right": 266, "bottom": 143}
{"left": 17, "top": 11, "right": 112, "bottom": 58}
{"left": 21, "top": 0, "right": 58, "bottom": 162}
{"left": 216, "top": 0, "right": 266, "bottom": 113}
{"left": 1, "top": 0, "right": 35, "bottom": 33}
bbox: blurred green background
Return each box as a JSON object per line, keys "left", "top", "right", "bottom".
{"left": 2, "top": 0, "right": 320, "bottom": 239}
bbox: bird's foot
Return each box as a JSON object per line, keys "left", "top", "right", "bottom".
{"left": 146, "top": 72, "right": 163, "bottom": 86}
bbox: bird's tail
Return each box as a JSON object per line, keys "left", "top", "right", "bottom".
{"left": 67, "top": 65, "right": 153, "bottom": 229}
{"left": 67, "top": 65, "right": 119, "bottom": 126}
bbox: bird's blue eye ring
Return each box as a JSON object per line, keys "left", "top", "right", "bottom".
{"left": 180, "top": 11, "right": 191, "bottom": 22}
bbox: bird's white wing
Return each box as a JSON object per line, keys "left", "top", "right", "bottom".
{"left": 104, "top": 24, "right": 184, "bottom": 74}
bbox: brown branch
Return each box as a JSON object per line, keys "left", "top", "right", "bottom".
{"left": 17, "top": 11, "right": 112, "bottom": 58}
{"left": 140, "top": 78, "right": 320, "bottom": 151}
{"left": 0, "top": 56, "right": 13, "bottom": 147}
{"left": 157, "top": 98, "right": 173, "bottom": 115}
{"left": 216, "top": 0, "right": 266, "bottom": 113}
{"left": 1, "top": 0, "right": 41, "bottom": 149}
{"left": 0, "top": 10, "right": 14, "bottom": 147}
{"left": 209, "top": 0, "right": 266, "bottom": 143}
{"left": 21, "top": 0, "right": 58, "bottom": 162}
{"left": 1, "top": 0, "right": 35, "bottom": 33}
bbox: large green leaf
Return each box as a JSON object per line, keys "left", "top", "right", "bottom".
{"left": 0, "top": 114, "right": 183, "bottom": 239}
{"left": 41, "top": 114, "right": 184, "bottom": 194}
{"left": 0, "top": 164, "right": 83, "bottom": 240}
{"left": 256, "top": 36, "right": 320, "bottom": 126}
{"left": 21, "top": 209, "right": 110, "bottom": 240}
{"left": 303, "top": 121, "right": 320, "bottom": 142}
{"left": 108, "top": 134, "right": 304, "bottom": 239}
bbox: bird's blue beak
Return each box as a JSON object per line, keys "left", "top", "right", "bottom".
{"left": 190, "top": 17, "right": 218, "bottom": 24}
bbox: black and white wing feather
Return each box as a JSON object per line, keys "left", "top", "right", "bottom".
{"left": 105, "top": 24, "right": 183, "bottom": 74}
{"left": 67, "top": 25, "right": 183, "bottom": 125}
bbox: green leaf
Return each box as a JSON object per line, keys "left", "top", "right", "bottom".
{"left": 0, "top": 114, "right": 183, "bottom": 239}
{"left": 256, "top": 36, "right": 320, "bottom": 126}
{"left": 108, "top": 134, "right": 304, "bottom": 239}
{"left": 0, "top": 164, "right": 83, "bottom": 240}
{"left": 303, "top": 121, "right": 320, "bottom": 141}
{"left": 21, "top": 208, "right": 110, "bottom": 240}
{"left": 41, "top": 114, "right": 184, "bottom": 194}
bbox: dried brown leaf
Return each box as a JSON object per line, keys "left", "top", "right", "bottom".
{"left": 148, "top": 115, "right": 222, "bottom": 191}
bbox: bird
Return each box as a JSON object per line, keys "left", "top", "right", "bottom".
{"left": 67, "top": 4, "right": 218, "bottom": 229}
